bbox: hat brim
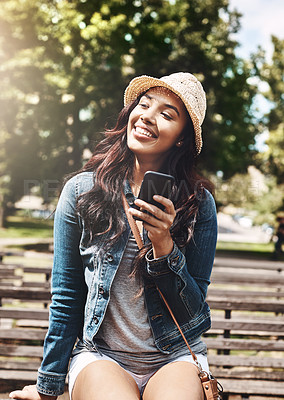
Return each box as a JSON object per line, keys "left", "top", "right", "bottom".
{"left": 124, "top": 75, "right": 202, "bottom": 154}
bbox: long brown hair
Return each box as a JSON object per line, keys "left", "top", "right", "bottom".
{"left": 72, "top": 92, "right": 213, "bottom": 270}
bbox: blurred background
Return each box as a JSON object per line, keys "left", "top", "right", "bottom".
{"left": 0, "top": 0, "right": 283, "bottom": 257}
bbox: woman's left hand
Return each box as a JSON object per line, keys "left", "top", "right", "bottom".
{"left": 129, "top": 195, "right": 176, "bottom": 258}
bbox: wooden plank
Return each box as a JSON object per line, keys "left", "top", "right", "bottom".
{"left": 0, "top": 328, "right": 47, "bottom": 340}
{"left": 0, "top": 274, "right": 21, "bottom": 280}
{"left": 211, "top": 316, "right": 284, "bottom": 332}
{"left": 0, "top": 276, "right": 17, "bottom": 282}
{"left": 0, "top": 287, "right": 51, "bottom": 300}
{"left": 214, "top": 257, "right": 284, "bottom": 271}
{"left": 208, "top": 288, "right": 284, "bottom": 299}
{"left": 0, "top": 345, "right": 43, "bottom": 357}
{"left": 208, "top": 355, "right": 284, "bottom": 368}
{"left": 0, "top": 360, "right": 40, "bottom": 371}
{"left": 0, "top": 308, "right": 49, "bottom": 320}
{"left": 204, "top": 337, "right": 284, "bottom": 351}
{"left": 207, "top": 298, "right": 284, "bottom": 313}
{"left": 245, "top": 397, "right": 283, "bottom": 400}
{"left": 0, "top": 283, "right": 21, "bottom": 288}
{"left": 0, "top": 250, "right": 25, "bottom": 257}
{"left": 211, "top": 271, "right": 284, "bottom": 286}
{"left": 0, "top": 271, "right": 17, "bottom": 277}
{"left": 16, "top": 320, "right": 49, "bottom": 328}
{"left": 219, "top": 378, "right": 284, "bottom": 396}
{"left": 22, "top": 266, "right": 52, "bottom": 274}
{"left": 0, "top": 263, "right": 23, "bottom": 269}
{"left": 0, "top": 265, "right": 19, "bottom": 272}
{"left": 22, "top": 282, "right": 50, "bottom": 289}
{"left": 0, "top": 370, "right": 38, "bottom": 381}
{"left": 212, "top": 368, "right": 284, "bottom": 381}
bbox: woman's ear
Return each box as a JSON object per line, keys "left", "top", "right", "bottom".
{"left": 176, "top": 136, "right": 184, "bottom": 147}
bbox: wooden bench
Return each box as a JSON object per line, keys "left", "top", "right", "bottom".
{"left": 205, "top": 256, "right": 284, "bottom": 399}
{"left": 0, "top": 287, "right": 50, "bottom": 392}
{"left": 0, "top": 252, "right": 52, "bottom": 392}
{"left": 1, "top": 252, "right": 284, "bottom": 399}
{"left": 0, "top": 259, "right": 51, "bottom": 289}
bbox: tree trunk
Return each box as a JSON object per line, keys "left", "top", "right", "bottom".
{"left": 0, "top": 205, "right": 5, "bottom": 228}
{"left": 0, "top": 195, "right": 7, "bottom": 228}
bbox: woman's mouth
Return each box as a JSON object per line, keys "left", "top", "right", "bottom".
{"left": 134, "top": 125, "right": 157, "bottom": 138}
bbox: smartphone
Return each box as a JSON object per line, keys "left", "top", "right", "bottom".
{"left": 132, "top": 171, "right": 175, "bottom": 220}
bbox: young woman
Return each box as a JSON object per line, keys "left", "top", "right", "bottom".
{"left": 10, "top": 72, "right": 217, "bottom": 400}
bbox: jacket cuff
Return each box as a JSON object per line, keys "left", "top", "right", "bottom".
{"left": 145, "top": 242, "right": 185, "bottom": 276}
{"left": 37, "top": 370, "right": 66, "bottom": 397}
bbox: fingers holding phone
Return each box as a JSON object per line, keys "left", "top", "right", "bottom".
{"left": 128, "top": 195, "right": 175, "bottom": 257}
{"left": 132, "top": 195, "right": 176, "bottom": 226}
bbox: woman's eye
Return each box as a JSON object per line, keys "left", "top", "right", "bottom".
{"left": 162, "top": 112, "right": 173, "bottom": 120}
{"left": 139, "top": 102, "right": 148, "bottom": 108}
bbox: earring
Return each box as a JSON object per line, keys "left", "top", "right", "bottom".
{"left": 176, "top": 141, "right": 183, "bottom": 147}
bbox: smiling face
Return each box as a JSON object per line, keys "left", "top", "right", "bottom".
{"left": 127, "top": 87, "right": 188, "bottom": 167}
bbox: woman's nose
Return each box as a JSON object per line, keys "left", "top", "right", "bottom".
{"left": 140, "top": 108, "right": 156, "bottom": 124}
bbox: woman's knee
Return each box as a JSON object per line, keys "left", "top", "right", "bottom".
{"left": 143, "top": 361, "right": 204, "bottom": 400}
{"left": 72, "top": 360, "right": 140, "bottom": 400}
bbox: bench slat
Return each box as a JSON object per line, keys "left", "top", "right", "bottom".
{"left": 207, "top": 298, "right": 284, "bottom": 313}
{"left": 0, "top": 370, "right": 38, "bottom": 381}
{"left": 21, "top": 282, "right": 50, "bottom": 288}
{"left": 0, "top": 328, "right": 47, "bottom": 340}
{"left": 0, "top": 287, "right": 51, "bottom": 300}
{"left": 218, "top": 378, "right": 284, "bottom": 396}
{"left": 208, "top": 288, "right": 284, "bottom": 298}
{"left": 214, "top": 257, "right": 284, "bottom": 271}
{"left": 211, "top": 271, "right": 284, "bottom": 286}
{"left": 211, "top": 316, "right": 284, "bottom": 332}
{"left": 204, "top": 337, "right": 284, "bottom": 351}
{"left": 0, "top": 361, "right": 40, "bottom": 371}
{"left": 213, "top": 368, "right": 284, "bottom": 381}
{"left": 0, "top": 308, "right": 49, "bottom": 320}
{"left": 208, "top": 354, "right": 284, "bottom": 368}
{"left": 0, "top": 345, "right": 43, "bottom": 357}
{"left": 22, "top": 266, "right": 52, "bottom": 274}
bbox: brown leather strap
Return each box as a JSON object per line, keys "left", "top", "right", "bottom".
{"left": 122, "top": 193, "right": 143, "bottom": 249}
{"left": 155, "top": 286, "right": 198, "bottom": 363}
{"left": 121, "top": 192, "right": 199, "bottom": 367}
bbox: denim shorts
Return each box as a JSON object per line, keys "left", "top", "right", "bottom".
{"left": 68, "top": 349, "right": 209, "bottom": 399}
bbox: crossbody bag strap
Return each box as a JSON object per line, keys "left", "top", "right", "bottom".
{"left": 122, "top": 192, "right": 143, "bottom": 249}
{"left": 121, "top": 191, "right": 201, "bottom": 369}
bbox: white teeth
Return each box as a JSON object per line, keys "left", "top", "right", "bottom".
{"left": 135, "top": 126, "right": 154, "bottom": 138}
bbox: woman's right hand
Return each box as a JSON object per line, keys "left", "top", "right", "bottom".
{"left": 9, "top": 385, "right": 57, "bottom": 400}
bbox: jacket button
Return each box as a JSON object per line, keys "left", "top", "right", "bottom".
{"left": 107, "top": 254, "right": 114, "bottom": 262}
{"left": 98, "top": 287, "right": 104, "bottom": 295}
{"left": 94, "top": 317, "right": 99, "bottom": 324}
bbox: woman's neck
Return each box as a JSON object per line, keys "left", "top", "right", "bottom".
{"left": 132, "top": 158, "right": 162, "bottom": 183}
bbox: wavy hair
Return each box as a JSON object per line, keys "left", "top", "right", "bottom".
{"left": 70, "top": 92, "right": 213, "bottom": 275}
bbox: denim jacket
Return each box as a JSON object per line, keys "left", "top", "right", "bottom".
{"left": 37, "top": 171, "right": 217, "bottom": 396}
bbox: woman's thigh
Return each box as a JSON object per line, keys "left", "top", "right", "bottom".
{"left": 72, "top": 360, "right": 141, "bottom": 400}
{"left": 143, "top": 361, "right": 204, "bottom": 400}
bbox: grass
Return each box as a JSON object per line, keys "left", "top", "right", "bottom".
{"left": 0, "top": 215, "right": 53, "bottom": 239}
{"left": 1, "top": 215, "right": 282, "bottom": 260}
{"left": 216, "top": 240, "right": 282, "bottom": 260}
{"left": 217, "top": 241, "right": 274, "bottom": 253}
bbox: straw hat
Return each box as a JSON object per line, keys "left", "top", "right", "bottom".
{"left": 124, "top": 72, "right": 206, "bottom": 154}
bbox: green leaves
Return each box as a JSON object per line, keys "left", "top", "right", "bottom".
{"left": 0, "top": 0, "right": 273, "bottom": 216}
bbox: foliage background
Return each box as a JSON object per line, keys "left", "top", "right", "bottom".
{"left": 0, "top": 0, "right": 283, "bottom": 227}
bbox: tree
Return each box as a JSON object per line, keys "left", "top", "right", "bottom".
{"left": 0, "top": 0, "right": 263, "bottom": 225}
{"left": 162, "top": 0, "right": 260, "bottom": 176}
{"left": 254, "top": 36, "right": 284, "bottom": 185}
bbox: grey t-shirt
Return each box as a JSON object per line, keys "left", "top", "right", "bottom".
{"left": 94, "top": 233, "right": 207, "bottom": 374}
